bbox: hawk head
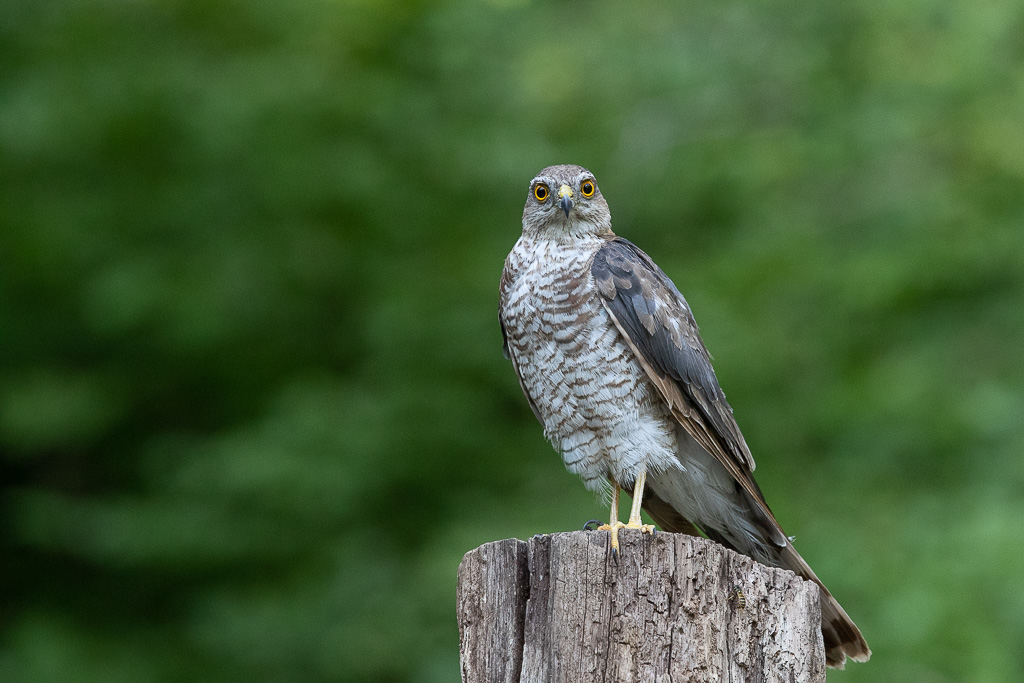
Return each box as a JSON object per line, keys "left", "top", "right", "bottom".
{"left": 522, "top": 164, "right": 613, "bottom": 238}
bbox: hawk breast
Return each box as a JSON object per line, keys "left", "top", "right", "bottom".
{"left": 499, "top": 235, "right": 680, "bottom": 491}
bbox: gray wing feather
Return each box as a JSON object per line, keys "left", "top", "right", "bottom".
{"left": 592, "top": 238, "right": 751, "bottom": 467}
{"left": 593, "top": 238, "right": 786, "bottom": 546}
{"left": 591, "top": 238, "right": 868, "bottom": 666}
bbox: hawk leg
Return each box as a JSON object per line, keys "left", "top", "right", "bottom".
{"left": 598, "top": 466, "right": 656, "bottom": 558}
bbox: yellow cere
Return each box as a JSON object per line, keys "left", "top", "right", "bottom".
{"left": 558, "top": 184, "right": 573, "bottom": 199}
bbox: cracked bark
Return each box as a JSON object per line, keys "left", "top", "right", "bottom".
{"left": 457, "top": 531, "right": 825, "bottom": 683}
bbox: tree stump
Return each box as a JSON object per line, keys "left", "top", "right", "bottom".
{"left": 457, "top": 531, "right": 826, "bottom": 683}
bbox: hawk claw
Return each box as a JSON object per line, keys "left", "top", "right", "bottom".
{"left": 582, "top": 519, "right": 603, "bottom": 531}
{"left": 597, "top": 520, "right": 656, "bottom": 559}
{"left": 598, "top": 521, "right": 657, "bottom": 533}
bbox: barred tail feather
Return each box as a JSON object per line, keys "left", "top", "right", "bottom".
{"left": 642, "top": 484, "right": 871, "bottom": 668}
{"left": 775, "top": 543, "right": 871, "bottom": 668}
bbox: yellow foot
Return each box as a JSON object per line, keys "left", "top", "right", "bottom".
{"left": 596, "top": 521, "right": 656, "bottom": 559}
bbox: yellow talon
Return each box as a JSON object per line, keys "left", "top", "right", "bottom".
{"left": 599, "top": 467, "right": 657, "bottom": 558}
{"left": 598, "top": 521, "right": 656, "bottom": 533}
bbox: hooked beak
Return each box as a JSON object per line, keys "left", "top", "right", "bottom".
{"left": 558, "top": 185, "right": 574, "bottom": 217}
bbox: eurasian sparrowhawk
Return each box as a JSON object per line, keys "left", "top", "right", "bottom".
{"left": 499, "top": 164, "right": 870, "bottom": 668}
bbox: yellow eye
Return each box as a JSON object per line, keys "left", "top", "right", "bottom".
{"left": 534, "top": 184, "right": 549, "bottom": 201}
{"left": 581, "top": 179, "right": 595, "bottom": 197}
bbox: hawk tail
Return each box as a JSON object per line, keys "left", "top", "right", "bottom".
{"left": 641, "top": 489, "right": 702, "bottom": 536}
{"left": 774, "top": 541, "right": 872, "bottom": 669}
{"left": 640, "top": 490, "right": 870, "bottom": 668}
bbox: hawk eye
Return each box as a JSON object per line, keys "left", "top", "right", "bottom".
{"left": 534, "top": 184, "right": 549, "bottom": 201}
{"left": 580, "top": 180, "right": 595, "bottom": 197}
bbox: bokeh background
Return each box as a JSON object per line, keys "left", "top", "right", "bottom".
{"left": 3, "top": 0, "right": 1024, "bottom": 681}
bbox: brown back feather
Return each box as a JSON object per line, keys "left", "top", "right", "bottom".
{"left": 593, "top": 237, "right": 870, "bottom": 668}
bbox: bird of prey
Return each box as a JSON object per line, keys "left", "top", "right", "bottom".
{"left": 499, "top": 164, "right": 870, "bottom": 668}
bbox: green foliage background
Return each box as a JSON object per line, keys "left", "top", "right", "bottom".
{"left": 2, "top": 0, "right": 1023, "bottom": 681}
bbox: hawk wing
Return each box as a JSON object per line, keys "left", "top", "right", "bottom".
{"left": 591, "top": 237, "right": 787, "bottom": 548}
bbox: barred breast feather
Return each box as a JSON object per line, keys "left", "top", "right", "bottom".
{"left": 499, "top": 234, "right": 680, "bottom": 492}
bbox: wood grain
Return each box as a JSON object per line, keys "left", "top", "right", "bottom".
{"left": 457, "top": 531, "right": 825, "bottom": 683}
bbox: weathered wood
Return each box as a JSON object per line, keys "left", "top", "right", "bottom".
{"left": 457, "top": 531, "right": 825, "bottom": 683}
